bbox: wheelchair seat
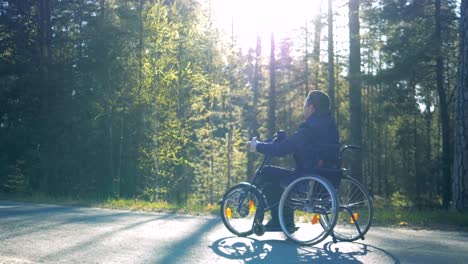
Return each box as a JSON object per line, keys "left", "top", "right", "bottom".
{"left": 311, "top": 167, "right": 342, "bottom": 189}
{"left": 279, "top": 162, "right": 342, "bottom": 191}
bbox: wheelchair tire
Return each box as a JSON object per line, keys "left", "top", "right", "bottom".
{"left": 220, "top": 182, "right": 265, "bottom": 237}
{"left": 332, "top": 175, "right": 373, "bottom": 242}
{"left": 278, "top": 175, "right": 338, "bottom": 246}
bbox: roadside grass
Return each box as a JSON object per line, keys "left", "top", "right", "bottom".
{"left": 373, "top": 207, "right": 468, "bottom": 231}
{"left": 371, "top": 194, "right": 468, "bottom": 231}
{"left": 0, "top": 192, "right": 93, "bottom": 207}
{"left": 0, "top": 192, "right": 219, "bottom": 215}
{"left": 97, "top": 198, "right": 219, "bottom": 215}
{"left": 1, "top": 193, "right": 468, "bottom": 231}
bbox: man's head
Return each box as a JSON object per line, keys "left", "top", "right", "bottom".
{"left": 303, "top": 90, "right": 331, "bottom": 118}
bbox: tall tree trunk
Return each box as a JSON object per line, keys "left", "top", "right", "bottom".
{"left": 304, "top": 21, "right": 310, "bottom": 95}
{"left": 365, "top": 83, "right": 371, "bottom": 192}
{"left": 424, "top": 91, "right": 432, "bottom": 201}
{"left": 39, "top": 0, "right": 51, "bottom": 75}
{"left": 209, "top": 155, "right": 214, "bottom": 204}
{"left": 335, "top": 43, "right": 341, "bottom": 128}
{"left": 377, "top": 8, "right": 383, "bottom": 196}
{"left": 253, "top": 33, "right": 261, "bottom": 136}
{"left": 435, "top": 0, "right": 452, "bottom": 209}
{"left": 207, "top": 4, "right": 215, "bottom": 204}
{"left": 312, "top": 0, "right": 323, "bottom": 91}
{"left": 226, "top": 17, "right": 235, "bottom": 189}
{"left": 108, "top": 103, "right": 114, "bottom": 196}
{"left": 139, "top": 0, "right": 144, "bottom": 89}
{"left": 39, "top": 0, "right": 51, "bottom": 193}
{"left": 116, "top": 115, "right": 124, "bottom": 198}
{"left": 349, "top": 0, "right": 362, "bottom": 181}
{"left": 327, "top": 0, "right": 335, "bottom": 116}
{"left": 226, "top": 128, "right": 232, "bottom": 188}
{"left": 268, "top": 32, "right": 276, "bottom": 136}
{"left": 452, "top": 0, "right": 468, "bottom": 211}
{"left": 383, "top": 123, "right": 389, "bottom": 197}
{"left": 414, "top": 103, "right": 420, "bottom": 203}
{"left": 98, "top": 0, "right": 115, "bottom": 196}
{"left": 135, "top": 0, "right": 145, "bottom": 194}
{"left": 247, "top": 34, "right": 261, "bottom": 180}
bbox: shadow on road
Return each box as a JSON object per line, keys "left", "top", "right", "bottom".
{"left": 210, "top": 237, "right": 400, "bottom": 263}
{"left": 39, "top": 213, "right": 177, "bottom": 262}
{"left": 0, "top": 203, "right": 131, "bottom": 240}
{"left": 154, "top": 217, "right": 221, "bottom": 264}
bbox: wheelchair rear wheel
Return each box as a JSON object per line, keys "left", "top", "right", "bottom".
{"left": 332, "top": 175, "right": 373, "bottom": 242}
{"left": 278, "top": 176, "right": 338, "bottom": 246}
{"left": 220, "top": 183, "right": 264, "bottom": 237}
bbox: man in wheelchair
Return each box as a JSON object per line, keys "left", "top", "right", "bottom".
{"left": 246, "top": 90, "right": 340, "bottom": 230}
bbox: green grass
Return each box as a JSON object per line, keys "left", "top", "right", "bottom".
{"left": 2, "top": 193, "right": 468, "bottom": 231}
{"left": 0, "top": 192, "right": 94, "bottom": 207}
{"left": 371, "top": 194, "right": 468, "bottom": 231}
{"left": 97, "top": 198, "right": 219, "bottom": 215}
{"left": 373, "top": 207, "right": 468, "bottom": 231}
{"left": 0, "top": 192, "right": 219, "bottom": 215}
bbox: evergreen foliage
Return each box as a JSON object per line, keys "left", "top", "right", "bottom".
{"left": 0, "top": 0, "right": 465, "bottom": 209}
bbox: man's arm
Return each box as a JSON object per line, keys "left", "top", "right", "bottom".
{"left": 256, "top": 123, "right": 314, "bottom": 156}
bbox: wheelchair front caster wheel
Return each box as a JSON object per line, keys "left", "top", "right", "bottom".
{"left": 253, "top": 223, "right": 265, "bottom": 236}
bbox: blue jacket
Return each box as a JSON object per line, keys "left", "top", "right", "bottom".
{"left": 256, "top": 112, "right": 340, "bottom": 172}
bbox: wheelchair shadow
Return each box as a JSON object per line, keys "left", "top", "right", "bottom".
{"left": 210, "top": 237, "right": 400, "bottom": 264}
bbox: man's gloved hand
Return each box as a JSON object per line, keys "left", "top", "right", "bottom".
{"left": 246, "top": 137, "right": 259, "bottom": 152}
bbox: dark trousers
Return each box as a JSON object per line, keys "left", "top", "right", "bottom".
{"left": 254, "top": 165, "right": 295, "bottom": 206}
{"left": 254, "top": 166, "right": 297, "bottom": 223}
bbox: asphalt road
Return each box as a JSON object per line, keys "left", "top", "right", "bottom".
{"left": 1, "top": 201, "right": 467, "bottom": 264}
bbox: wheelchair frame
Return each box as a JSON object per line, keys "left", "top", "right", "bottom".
{"left": 219, "top": 141, "right": 372, "bottom": 246}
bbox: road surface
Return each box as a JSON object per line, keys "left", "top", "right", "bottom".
{"left": 1, "top": 201, "right": 467, "bottom": 263}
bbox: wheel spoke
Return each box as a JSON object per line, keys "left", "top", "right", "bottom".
{"left": 278, "top": 176, "right": 338, "bottom": 246}
{"left": 333, "top": 176, "right": 373, "bottom": 242}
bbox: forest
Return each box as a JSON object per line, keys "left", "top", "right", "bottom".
{"left": 1, "top": 0, "right": 467, "bottom": 211}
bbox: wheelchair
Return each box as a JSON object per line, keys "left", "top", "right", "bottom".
{"left": 219, "top": 132, "right": 373, "bottom": 246}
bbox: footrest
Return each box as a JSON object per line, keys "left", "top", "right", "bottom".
{"left": 264, "top": 226, "right": 283, "bottom": 232}
{"left": 264, "top": 225, "right": 299, "bottom": 232}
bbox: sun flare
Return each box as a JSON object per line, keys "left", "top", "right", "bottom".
{"left": 212, "top": 0, "right": 322, "bottom": 50}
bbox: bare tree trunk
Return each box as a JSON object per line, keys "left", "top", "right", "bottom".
{"left": 206, "top": 2, "right": 215, "bottom": 204}
{"left": 108, "top": 100, "right": 114, "bottom": 196}
{"left": 39, "top": 0, "right": 51, "bottom": 74}
{"left": 377, "top": 6, "right": 383, "bottom": 195}
{"left": 209, "top": 156, "right": 214, "bottom": 204}
{"left": 328, "top": 0, "right": 335, "bottom": 117}
{"left": 349, "top": 0, "right": 362, "bottom": 181}
{"left": 247, "top": 34, "right": 261, "bottom": 180}
{"left": 98, "top": 0, "right": 115, "bottom": 196}
{"left": 304, "top": 21, "right": 310, "bottom": 95}
{"left": 226, "top": 17, "right": 236, "bottom": 189}
{"left": 434, "top": 0, "right": 452, "bottom": 209}
{"left": 335, "top": 40, "right": 341, "bottom": 128}
{"left": 312, "top": 0, "right": 323, "bottom": 91}
{"left": 38, "top": 0, "right": 52, "bottom": 193}
{"left": 413, "top": 102, "right": 420, "bottom": 203}
{"left": 452, "top": 0, "right": 468, "bottom": 211}
{"left": 136, "top": 0, "right": 145, "bottom": 193}
{"left": 268, "top": 32, "right": 276, "bottom": 136}
{"left": 424, "top": 91, "right": 432, "bottom": 201}
{"left": 139, "top": 0, "right": 144, "bottom": 89}
{"left": 226, "top": 129, "right": 232, "bottom": 188}
{"left": 383, "top": 123, "right": 389, "bottom": 197}
{"left": 365, "top": 84, "right": 371, "bottom": 192}
{"left": 116, "top": 115, "right": 124, "bottom": 198}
